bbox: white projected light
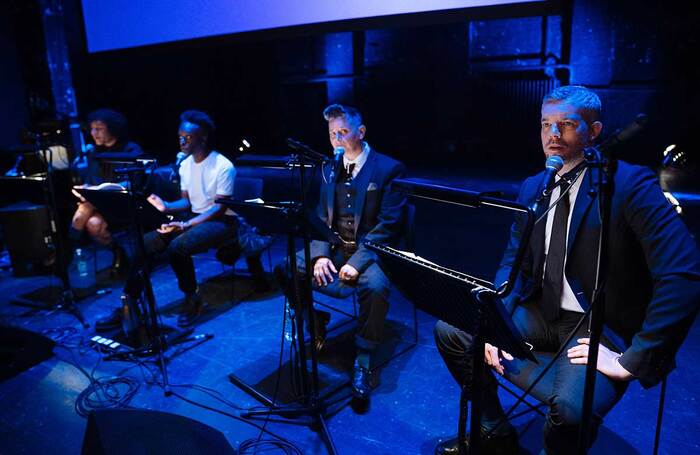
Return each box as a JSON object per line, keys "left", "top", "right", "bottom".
{"left": 81, "top": 0, "right": 539, "bottom": 52}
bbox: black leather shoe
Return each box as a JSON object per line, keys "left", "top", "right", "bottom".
{"left": 95, "top": 307, "right": 122, "bottom": 332}
{"left": 177, "top": 293, "right": 204, "bottom": 327}
{"left": 246, "top": 255, "right": 270, "bottom": 292}
{"left": 351, "top": 361, "right": 374, "bottom": 401}
{"left": 312, "top": 309, "right": 331, "bottom": 352}
{"left": 434, "top": 427, "right": 518, "bottom": 455}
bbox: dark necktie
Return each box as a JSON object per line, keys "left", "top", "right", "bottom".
{"left": 541, "top": 185, "right": 570, "bottom": 321}
{"left": 344, "top": 163, "right": 355, "bottom": 185}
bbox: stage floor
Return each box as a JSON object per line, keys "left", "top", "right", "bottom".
{"left": 1, "top": 236, "right": 698, "bottom": 454}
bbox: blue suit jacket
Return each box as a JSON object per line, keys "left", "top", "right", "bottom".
{"left": 309, "top": 148, "right": 407, "bottom": 274}
{"left": 495, "top": 161, "right": 700, "bottom": 387}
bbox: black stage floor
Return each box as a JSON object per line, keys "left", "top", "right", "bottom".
{"left": 1, "top": 234, "right": 698, "bottom": 454}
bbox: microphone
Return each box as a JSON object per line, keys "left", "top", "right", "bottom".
{"left": 329, "top": 146, "right": 345, "bottom": 181}
{"left": 170, "top": 152, "right": 188, "bottom": 182}
{"left": 82, "top": 143, "right": 94, "bottom": 157}
{"left": 286, "top": 137, "right": 328, "bottom": 163}
{"left": 531, "top": 155, "right": 564, "bottom": 212}
{"left": 333, "top": 146, "right": 345, "bottom": 162}
{"left": 175, "top": 151, "right": 187, "bottom": 167}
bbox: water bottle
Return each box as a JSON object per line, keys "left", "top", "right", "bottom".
{"left": 284, "top": 301, "right": 294, "bottom": 342}
{"left": 72, "top": 248, "right": 95, "bottom": 290}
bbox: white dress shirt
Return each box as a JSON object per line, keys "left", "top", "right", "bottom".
{"left": 342, "top": 142, "right": 370, "bottom": 178}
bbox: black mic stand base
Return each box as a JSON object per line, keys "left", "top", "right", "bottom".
{"left": 11, "top": 288, "right": 89, "bottom": 329}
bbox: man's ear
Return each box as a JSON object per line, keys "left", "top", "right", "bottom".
{"left": 590, "top": 121, "right": 603, "bottom": 143}
{"left": 358, "top": 125, "right": 366, "bottom": 140}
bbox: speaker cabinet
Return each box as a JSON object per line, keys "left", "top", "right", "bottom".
{"left": 82, "top": 409, "right": 237, "bottom": 455}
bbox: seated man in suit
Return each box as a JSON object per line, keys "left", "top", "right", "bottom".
{"left": 277, "top": 103, "right": 407, "bottom": 401}
{"left": 433, "top": 86, "right": 700, "bottom": 454}
{"left": 70, "top": 108, "right": 143, "bottom": 277}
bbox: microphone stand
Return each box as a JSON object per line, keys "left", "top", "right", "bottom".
{"left": 102, "top": 167, "right": 214, "bottom": 395}
{"left": 13, "top": 132, "right": 88, "bottom": 327}
{"left": 577, "top": 114, "right": 646, "bottom": 453}
{"left": 577, "top": 145, "right": 615, "bottom": 453}
{"left": 237, "top": 139, "right": 340, "bottom": 454}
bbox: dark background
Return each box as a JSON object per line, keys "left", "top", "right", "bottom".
{"left": 2, "top": 0, "right": 698, "bottom": 177}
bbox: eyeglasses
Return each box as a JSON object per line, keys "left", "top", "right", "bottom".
{"left": 178, "top": 135, "right": 192, "bottom": 145}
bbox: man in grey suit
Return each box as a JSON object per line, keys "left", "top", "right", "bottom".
{"left": 279, "top": 104, "right": 407, "bottom": 401}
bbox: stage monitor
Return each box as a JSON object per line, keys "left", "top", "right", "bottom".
{"left": 81, "top": 0, "right": 542, "bottom": 53}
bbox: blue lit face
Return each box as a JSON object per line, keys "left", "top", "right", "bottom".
{"left": 540, "top": 101, "right": 601, "bottom": 164}
{"left": 90, "top": 121, "right": 116, "bottom": 147}
{"left": 178, "top": 121, "right": 206, "bottom": 155}
{"left": 328, "top": 116, "right": 365, "bottom": 155}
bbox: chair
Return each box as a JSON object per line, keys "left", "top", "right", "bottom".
{"left": 311, "top": 203, "right": 419, "bottom": 370}
{"left": 214, "top": 177, "right": 273, "bottom": 291}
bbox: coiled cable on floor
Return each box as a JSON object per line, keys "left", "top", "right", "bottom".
{"left": 46, "top": 327, "right": 141, "bottom": 418}
{"left": 74, "top": 375, "right": 140, "bottom": 417}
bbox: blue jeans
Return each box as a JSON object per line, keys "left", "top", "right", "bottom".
{"left": 434, "top": 302, "right": 628, "bottom": 454}
{"left": 124, "top": 216, "right": 238, "bottom": 297}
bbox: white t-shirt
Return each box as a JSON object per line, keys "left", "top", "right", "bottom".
{"left": 179, "top": 151, "right": 235, "bottom": 214}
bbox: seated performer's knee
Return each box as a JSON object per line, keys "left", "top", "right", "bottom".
{"left": 85, "top": 215, "right": 104, "bottom": 236}
{"left": 547, "top": 394, "right": 583, "bottom": 428}
{"left": 544, "top": 395, "right": 600, "bottom": 454}
{"left": 433, "top": 320, "right": 470, "bottom": 355}
{"left": 72, "top": 204, "right": 92, "bottom": 229}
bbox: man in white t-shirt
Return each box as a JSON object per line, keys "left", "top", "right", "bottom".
{"left": 102, "top": 111, "right": 239, "bottom": 328}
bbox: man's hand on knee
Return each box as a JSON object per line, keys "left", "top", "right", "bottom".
{"left": 313, "top": 257, "right": 337, "bottom": 286}
{"left": 339, "top": 264, "right": 359, "bottom": 283}
{"left": 484, "top": 342, "right": 513, "bottom": 376}
{"left": 567, "top": 338, "right": 634, "bottom": 381}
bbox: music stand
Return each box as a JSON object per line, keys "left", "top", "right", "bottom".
{"left": 74, "top": 187, "right": 169, "bottom": 233}
{"left": 216, "top": 197, "right": 344, "bottom": 454}
{"left": 367, "top": 242, "right": 535, "bottom": 454}
{"left": 371, "top": 178, "right": 537, "bottom": 454}
{"left": 6, "top": 136, "right": 88, "bottom": 327}
{"left": 76, "top": 186, "right": 212, "bottom": 395}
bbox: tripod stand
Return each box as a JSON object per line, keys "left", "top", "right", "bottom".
{"left": 79, "top": 168, "right": 213, "bottom": 395}
{"left": 219, "top": 147, "right": 344, "bottom": 455}
{"left": 9, "top": 132, "right": 88, "bottom": 328}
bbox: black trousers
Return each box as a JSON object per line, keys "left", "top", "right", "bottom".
{"left": 434, "top": 302, "right": 628, "bottom": 454}
{"left": 277, "top": 247, "right": 390, "bottom": 351}
{"left": 124, "top": 216, "right": 238, "bottom": 298}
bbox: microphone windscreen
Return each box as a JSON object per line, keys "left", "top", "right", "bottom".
{"left": 545, "top": 155, "right": 564, "bottom": 171}
{"left": 175, "top": 151, "right": 187, "bottom": 166}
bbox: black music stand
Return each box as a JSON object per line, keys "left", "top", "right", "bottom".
{"left": 367, "top": 242, "right": 535, "bottom": 455}
{"left": 371, "top": 178, "right": 538, "bottom": 454}
{"left": 216, "top": 198, "right": 344, "bottom": 454}
{"left": 76, "top": 186, "right": 212, "bottom": 395}
{"left": 74, "top": 187, "right": 168, "bottom": 233}
{"left": 7, "top": 136, "right": 87, "bottom": 327}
